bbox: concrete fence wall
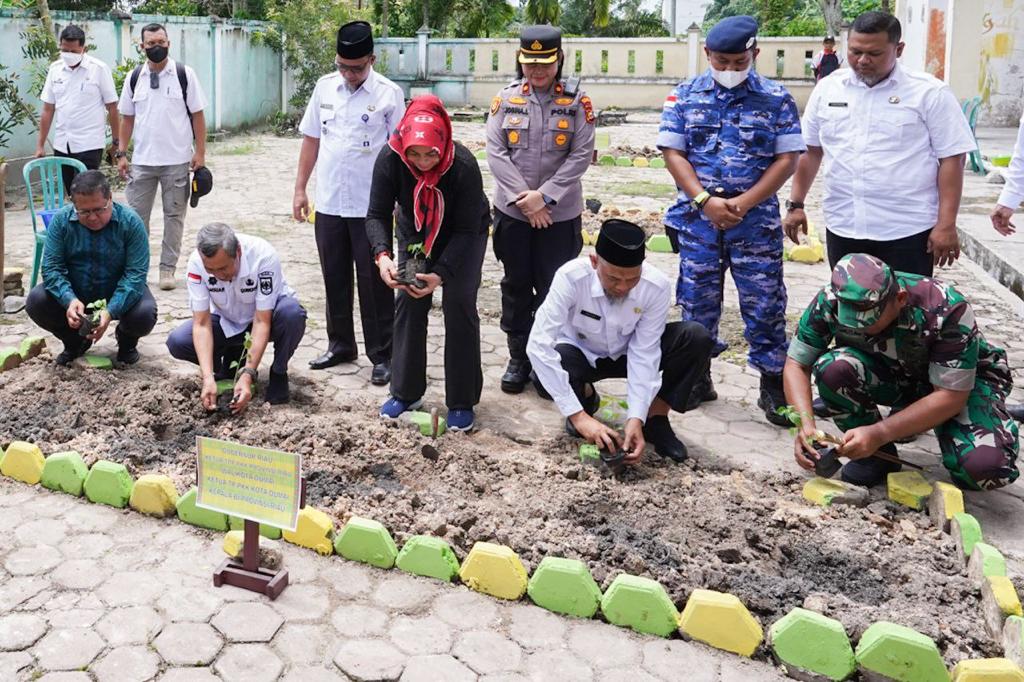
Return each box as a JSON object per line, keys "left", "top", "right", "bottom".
{"left": 0, "top": 10, "right": 283, "bottom": 162}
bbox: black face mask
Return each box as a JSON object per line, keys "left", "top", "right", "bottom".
{"left": 144, "top": 45, "right": 168, "bottom": 63}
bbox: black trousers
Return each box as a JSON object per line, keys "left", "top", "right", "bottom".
{"left": 391, "top": 231, "right": 488, "bottom": 410}
{"left": 54, "top": 146, "right": 103, "bottom": 194}
{"left": 826, "top": 229, "right": 933, "bottom": 277}
{"left": 493, "top": 209, "right": 583, "bottom": 336}
{"left": 314, "top": 213, "right": 394, "bottom": 364}
{"left": 26, "top": 284, "right": 157, "bottom": 350}
{"left": 547, "top": 321, "right": 714, "bottom": 414}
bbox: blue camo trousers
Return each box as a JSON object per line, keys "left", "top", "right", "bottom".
{"left": 675, "top": 207, "right": 788, "bottom": 375}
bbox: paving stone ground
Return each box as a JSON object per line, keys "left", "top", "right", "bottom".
{"left": 1, "top": 121, "right": 1023, "bottom": 679}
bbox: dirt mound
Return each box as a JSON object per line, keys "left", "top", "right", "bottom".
{"left": 582, "top": 206, "right": 664, "bottom": 235}
{"left": 0, "top": 360, "right": 999, "bottom": 663}
{"left": 607, "top": 144, "right": 662, "bottom": 159}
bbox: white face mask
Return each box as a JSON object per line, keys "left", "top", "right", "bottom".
{"left": 60, "top": 51, "right": 83, "bottom": 67}
{"left": 711, "top": 66, "right": 750, "bottom": 89}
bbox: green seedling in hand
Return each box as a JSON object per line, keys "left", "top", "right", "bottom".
{"left": 406, "top": 242, "right": 427, "bottom": 258}
{"left": 776, "top": 405, "right": 842, "bottom": 445}
{"left": 224, "top": 332, "right": 255, "bottom": 407}
{"left": 86, "top": 298, "right": 107, "bottom": 324}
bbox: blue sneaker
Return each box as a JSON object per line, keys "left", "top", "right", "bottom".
{"left": 447, "top": 408, "right": 475, "bottom": 432}
{"left": 379, "top": 396, "right": 423, "bottom": 420}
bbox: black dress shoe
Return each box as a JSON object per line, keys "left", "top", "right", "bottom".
{"left": 116, "top": 346, "right": 140, "bottom": 365}
{"left": 758, "top": 373, "right": 791, "bottom": 427}
{"left": 371, "top": 362, "right": 391, "bottom": 386}
{"left": 684, "top": 369, "right": 717, "bottom": 411}
{"left": 309, "top": 350, "right": 357, "bottom": 370}
{"left": 55, "top": 340, "right": 91, "bottom": 366}
{"left": 265, "top": 371, "right": 290, "bottom": 404}
{"left": 841, "top": 443, "right": 902, "bottom": 487}
{"left": 643, "top": 415, "right": 688, "bottom": 463}
{"left": 1008, "top": 403, "right": 1024, "bottom": 423}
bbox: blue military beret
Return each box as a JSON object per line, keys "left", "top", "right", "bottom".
{"left": 706, "top": 15, "right": 759, "bottom": 53}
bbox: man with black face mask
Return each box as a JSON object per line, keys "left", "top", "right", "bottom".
{"left": 116, "top": 23, "right": 208, "bottom": 291}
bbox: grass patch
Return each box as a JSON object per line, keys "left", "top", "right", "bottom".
{"left": 221, "top": 141, "right": 259, "bottom": 156}
{"left": 606, "top": 181, "right": 677, "bottom": 199}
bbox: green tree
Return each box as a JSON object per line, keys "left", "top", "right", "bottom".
{"left": 524, "top": 0, "right": 559, "bottom": 24}
{"left": 562, "top": 0, "right": 666, "bottom": 37}
{"left": 449, "top": 0, "right": 515, "bottom": 38}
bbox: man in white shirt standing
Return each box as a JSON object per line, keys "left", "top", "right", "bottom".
{"left": 116, "top": 23, "right": 208, "bottom": 291}
{"left": 784, "top": 11, "right": 976, "bottom": 277}
{"left": 36, "top": 25, "right": 119, "bottom": 193}
{"left": 527, "top": 219, "right": 713, "bottom": 464}
{"left": 293, "top": 21, "right": 405, "bottom": 384}
{"left": 166, "top": 223, "right": 307, "bottom": 412}
{"left": 990, "top": 115, "right": 1024, "bottom": 424}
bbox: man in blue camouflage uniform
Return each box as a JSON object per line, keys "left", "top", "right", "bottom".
{"left": 657, "top": 15, "right": 805, "bottom": 427}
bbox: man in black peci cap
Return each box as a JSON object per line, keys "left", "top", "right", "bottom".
{"left": 527, "top": 219, "right": 713, "bottom": 465}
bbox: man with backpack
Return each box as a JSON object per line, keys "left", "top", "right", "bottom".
{"left": 116, "top": 23, "right": 208, "bottom": 291}
{"left": 811, "top": 36, "right": 843, "bottom": 82}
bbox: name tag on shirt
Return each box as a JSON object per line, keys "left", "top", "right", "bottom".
{"left": 580, "top": 310, "right": 601, "bottom": 321}
{"left": 828, "top": 102, "right": 849, "bottom": 107}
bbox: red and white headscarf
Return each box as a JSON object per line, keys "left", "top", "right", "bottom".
{"left": 387, "top": 95, "right": 455, "bottom": 256}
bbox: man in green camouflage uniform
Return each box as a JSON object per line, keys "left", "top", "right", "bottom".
{"left": 783, "top": 253, "right": 1019, "bottom": 489}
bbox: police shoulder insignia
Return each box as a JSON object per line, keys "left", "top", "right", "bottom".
{"left": 554, "top": 83, "right": 564, "bottom": 95}
{"left": 521, "top": 83, "right": 531, "bottom": 95}
{"left": 490, "top": 96, "right": 501, "bottom": 115}
{"left": 509, "top": 96, "right": 527, "bottom": 105}
{"left": 581, "top": 96, "right": 595, "bottom": 124}
{"left": 555, "top": 97, "right": 574, "bottom": 105}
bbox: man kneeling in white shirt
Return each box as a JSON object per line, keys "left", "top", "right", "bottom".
{"left": 527, "top": 219, "right": 713, "bottom": 464}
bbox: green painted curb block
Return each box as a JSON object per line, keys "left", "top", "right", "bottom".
{"left": 229, "top": 515, "right": 283, "bottom": 539}
{"left": 409, "top": 411, "right": 446, "bottom": 437}
{"left": 953, "top": 512, "right": 983, "bottom": 558}
{"left": 650, "top": 157, "right": 666, "bottom": 169}
{"left": 83, "top": 460, "right": 134, "bottom": 508}
{"left": 972, "top": 542, "right": 1007, "bottom": 578}
{"left": 527, "top": 556, "right": 602, "bottom": 618}
{"left": 594, "top": 132, "right": 611, "bottom": 150}
{"left": 396, "top": 534, "right": 460, "bottom": 581}
{"left": 768, "top": 607, "right": 855, "bottom": 681}
{"left": 0, "top": 347, "right": 22, "bottom": 371}
{"left": 334, "top": 516, "right": 399, "bottom": 569}
{"left": 600, "top": 574, "right": 679, "bottom": 637}
{"left": 83, "top": 354, "right": 113, "bottom": 370}
{"left": 646, "top": 234, "right": 673, "bottom": 253}
{"left": 854, "top": 621, "right": 948, "bottom": 682}
{"left": 40, "top": 451, "right": 88, "bottom": 497}
{"left": 615, "top": 157, "right": 633, "bottom": 167}
{"left": 19, "top": 336, "right": 45, "bottom": 360}
{"left": 598, "top": 154, "right": 616, "bottom": 166}
{"left": 473, "top": 149, "right": 487, "bottom": 160}
{"left": 216, "top": 379, "right": 234, "bottom": 395}
{"left": 176, "top": 486, "right": 230, "bottom": 531}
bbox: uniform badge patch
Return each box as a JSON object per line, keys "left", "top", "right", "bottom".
{"left": 258, "top": 271, "right": 274, "bottom": 295}
{"left": 555, "top": 97, "right": 574, "bottom": 105}
{"left": 490, "top": 96, "right": 501, "bottom": 115}
{"left": 581, "top": 96, "right": 595, "bottom": 125}
{"left": 509, "top": 96, "right": 527, "bottom": 105}
{"left": 508, "top": 130, "right": 521, "bottom": 145}
{"left": 557, "top": 119, "right": 569, "bottom": 129}
{"left": 555, "top": 133, "right": 568, "bottom": 146}
{"left": 888, "top": 95, "right": 900, "bottom": 104}
{"left": 208, "top": 276, "right": 217, "bottom": 286}
{"left": 188, "top": 272, "right": 202, "bottom": 283}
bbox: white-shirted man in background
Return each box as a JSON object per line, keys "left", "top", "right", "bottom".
{"left": 116, "top": 22, "right": 208, "bottom": 291}
{"left": 293, "top": 20, "right": 405, "bottom": 384}
{"left": 783, "top": 11, "right": 976, "bottom": 277}
{"left": 36, "top": 24, "right": 119, "bottom": 193}
{"left": 527, "top": 219, "right": 713, "bottom": 465}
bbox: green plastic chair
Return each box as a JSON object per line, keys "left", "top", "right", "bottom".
{"left": 961, "top": 96, "right": 985, "bottom": 176}
{"left": 22, "top": 157, "right": 87, "bottom": 289}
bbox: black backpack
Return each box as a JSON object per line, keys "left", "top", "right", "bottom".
{"left": 128, "top": 61, "right": 194, "bottom": 136}
{"left": 817, "top": 52, "right": 840, "bottom": 80}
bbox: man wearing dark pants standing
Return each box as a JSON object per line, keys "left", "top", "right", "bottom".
{"left": 36, "top": 25, "right": 119, "bottom": 192}
{"left": 26, "top": 171, "right": 157, "bottom": 366}
{"left": 784, "top": 11, "right": 976, "bottom": 276}
{"left": 293, "top": 21, "right": 405, "bottom": 385}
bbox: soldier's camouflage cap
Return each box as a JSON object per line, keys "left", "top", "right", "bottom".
{"left": 830, "top": 253, "right": 897, "bottom": 329}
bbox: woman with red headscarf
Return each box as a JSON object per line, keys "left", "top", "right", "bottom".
{"left": 365, "top": 95, "right": 490, "bottom": 431}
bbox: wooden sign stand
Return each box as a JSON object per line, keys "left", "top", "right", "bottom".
{"left": 212, "top": 478, "right": 306, "bottom": 601}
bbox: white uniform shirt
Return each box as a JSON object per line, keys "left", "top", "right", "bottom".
{"left": 526, "top": 258, "right": 672, "bottom": 423}
{"left": 40, "top": 54, "right": 118, "bottom": 153}
{"left": 118, "top": 59, "right": 207, "bottom": 166}
{"left": 298, "top": 69, "right": 405, "bottom": 217}
{"left": 186, "top": 234, "right": 295, "bottom": 338}
{"left": 997, "top": 116, "right": 1024, "bottom": 210}
{"left": 802, "top": 64, "right": 976, "bottom": 240}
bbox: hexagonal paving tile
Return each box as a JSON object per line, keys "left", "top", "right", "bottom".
{"left": 641, "top": 640, "right": 717, "bottom": 682}
{"left": 58, "top": 533, "right": 113, "bottom": 560}
{"left": 90, "top": 645, "right": 161, "bottom": 682}
{"left": 4, "top": 546, "right": 62, "bottom": 576}
{"left": 333, "top": 639, "right": 406, "bottom": 681}
{"left": 96, "top": 606, "right": 164, "bottom": 646}
{"left": 330, "top": 604, "right": 388, "bottom": 637}
{"left": 97, "top": 571, "right": 166, "bottom": 607}
{"left": 0, "top": 651, "right": 33, "bottom": 679}
{"left": 274, "top": 623, "right": 336, "bottom": 667}
{"left": 281, "top": 666, "right": 345, "bottom": 682}
{"left": 433, "top": 588, "right": 499, "bottom": 630}
{"left": 51, "top": 559, "right": 106, "bottom": 590}
{"left": 270, "top": 584, "right": 329, "bottom": 622}
{"left": 212, "top": 602, "right": 284, "bottom": 643}
{"left": 32, "top": 629, "right": 105, "bottom": 671}
{"left": 153, "top": 622, "right": 224, "bottom": 665}
{"left": 159, "top": 669, "right": 223, "bottom": 682}
{"left": 388, "top": 615, "right": 453, "bottom": 655}
{"left": 47, "top": 609, "right": 105, "bottom": 629}
{"left": 568, "top": 620, "right": 642, "bottom": 670}
{"left": 14, "top": 520, "right": 66, "bottom": 547}
{"left": 402, "top": 654, "right": 476, "bottom": 682}
{"left": 506, "top": 603, "right": 567, "bottom": 650}
{"left": 214, "top": 643, "right": 284, "bottom": 682}
{"left": 371, "top": 574, "right": 437, "bottom": 613}
{"left": 452, "top": 630, "right": 523, "bottom": 674}
{"left": 524, "top": 650, "right": 593, "bottom": 682}
{"left": 320, "top": 563, "right": 374, "bottom": 598}
{"left": 36, "top": 672, "right": 93, "bottom": 682}
{"left": 0, "top": 576, "right": 51, "bottom": 613}
{"left": 0, "top": 613, "right": 48, "bottom": 651}
{"left": 157, "top": 587, "right": 225, "bottom": 623}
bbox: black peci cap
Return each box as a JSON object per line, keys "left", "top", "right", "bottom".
{"left": 596, "top": 219, "right": 646, "bottom": 267}
{"left": 337, "top": 20, "right": 373, "bottom": 59}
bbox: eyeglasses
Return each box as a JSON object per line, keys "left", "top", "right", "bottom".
{"left": 335, "top": 59, "right": 371, "bottom": 75}
{"left": 75, "top": 199, "right": 111, "bottom": 219}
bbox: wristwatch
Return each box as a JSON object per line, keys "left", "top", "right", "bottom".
{"left": 113, "top": 151, "right": 127, "bottom": 159}
{"left": 691, "top": 190, "right": 711, "bottom": 211}
{"left": 785, "top": 199, "right": 805, "bottom": 212}
{"left": 238, "top": 367, "right": 258, "bottom": 382}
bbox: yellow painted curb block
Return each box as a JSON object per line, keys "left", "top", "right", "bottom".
{"left": 282, "top": 507, "right": 335, "bottom": 556}
{"left": 128, "top": 474, "right": 179, "bottom": 518}
{"left": 929, "top": 481, "right": 965, "bottom": 531}
{"left": 801, "top": 477, "right": 865, "bottom": 507}
{"left": 887, "top": 471, "right": 933, "bottom": 510}
{"left": 632, "top": 157, "right": 650, "bottom": 168}
{"left": 952, "top": 657, "right": 1024, "bottom": 681}
{"left": 678, "top": 589, "right": 763, "bottom": 657}
{"left": 990, "top": 576, "right": 1024, "bottom": 617}
{"left": 458, "top": 541, "right": 529, "bottom": 600}
{"left": 223, "top": 530, "right": 245, "bottom": 558}
{"left": 0, "top": 441, "right": 45, "bottom": 485}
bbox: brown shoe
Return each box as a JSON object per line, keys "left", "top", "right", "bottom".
{"left": 159, "top": 268, "right": 176, "bottom": 290}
